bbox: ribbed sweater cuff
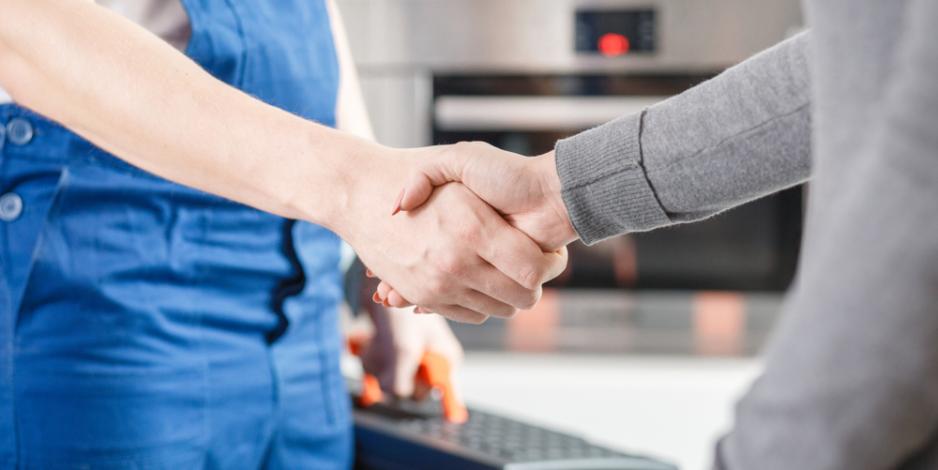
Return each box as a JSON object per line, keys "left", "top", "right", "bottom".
{"left": 554, "top": 112, "right": 670, "bottom": 245}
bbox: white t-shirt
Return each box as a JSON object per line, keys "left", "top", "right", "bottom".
{"left": 0, "top": 0, "right": 190, "bottom": 104}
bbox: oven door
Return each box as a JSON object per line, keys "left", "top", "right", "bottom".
{"left": 432, "top": 75, "right": 803, "bottom": 291}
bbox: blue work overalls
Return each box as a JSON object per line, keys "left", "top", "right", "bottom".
{"left": 0, "top": 1, "right": 351, "bottom": 468}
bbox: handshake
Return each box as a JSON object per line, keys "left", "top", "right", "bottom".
{"left": 332, "top": 141, "right": 578, "bottom": 324}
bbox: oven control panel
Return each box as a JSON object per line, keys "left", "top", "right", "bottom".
{"left": 575, "top": 9, "right": 657, "bottom": 57}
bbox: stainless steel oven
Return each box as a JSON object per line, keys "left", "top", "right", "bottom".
{"left": 337, "top": 0, "right": 805, "bottom": 291}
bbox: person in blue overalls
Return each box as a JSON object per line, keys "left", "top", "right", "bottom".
{"left": 0, "top": 0, "right": 566, "bottom": 468}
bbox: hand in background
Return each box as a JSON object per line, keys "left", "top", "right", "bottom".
{"left": 336, "top": 142, "right": 567, "bottom": 323}
{"left": 362, "top": 301, "right": 464, "bottom": 401}
{"left": 373, "top": 142, "right": 577, "bottom": 311}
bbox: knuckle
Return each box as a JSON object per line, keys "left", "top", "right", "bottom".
{"left": 426, "top": 275, "right": 449, "bottom": 296}
{"left": 460, "top": 225, "right": 482, "bottom": 245}
{"left": 453, "top": 140, "right": 492, "bottom": 156}
{"left": 517, "top": 266, "right": 542, "bottom": 291}
{"left": 443, "top": 341, "right": 466, "bottom": 362}
{"left": 485, "top": 298, "right": 519, "bottom": 317}
{"left": 469, "top": 140, "right": 492, "bottom": 151}
{"left": 451, "top": 141, "right": 476, "bottom": 155}
{"left": 397, "top": 345, "right": 423, "bottom": 359}
{"left": 521, "top": 288, "right": 541, "bottom": 309}
{"left": 435, "top": 252, "right": 464, "bottom": 276}
{"left": 495, "top": 306, "right": 520, "bottom": 318}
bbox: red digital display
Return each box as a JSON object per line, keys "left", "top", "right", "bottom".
{"left": 597, "top": 33, "right": 630, "bottom": 57}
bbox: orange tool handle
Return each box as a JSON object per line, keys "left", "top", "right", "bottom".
{"left": 347, "top": 336, "right": 385, "bottom": 407}
{"left": 347, "top": 337, "right": 468, "bottom": 423}
{"left": 417, "top": 351, "right": 469, "bottom": 424}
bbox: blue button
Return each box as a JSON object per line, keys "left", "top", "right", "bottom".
{"left": 0, "top": 193, "right": 23, "bottom": 221}
{"left": 7, "top": 118, "right": 33, "bottom": 146}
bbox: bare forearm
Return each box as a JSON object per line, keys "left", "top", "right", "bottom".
{"left": 0, "top": 0, "right": 565, "bottom": 324}
{"left": 0, "top": 0, "right": 363, "bottom": 227}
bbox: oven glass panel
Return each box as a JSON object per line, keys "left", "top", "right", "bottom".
{"left": 433, "top": 75, "right": 803, "bottom": 291}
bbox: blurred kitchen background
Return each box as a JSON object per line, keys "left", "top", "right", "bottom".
{"left": 336, "top": 1, "right": 804, "bottom": 468}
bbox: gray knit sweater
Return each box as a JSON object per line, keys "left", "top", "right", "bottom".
{"left": 554, "top": 1, "right": 938, "bottom": 469}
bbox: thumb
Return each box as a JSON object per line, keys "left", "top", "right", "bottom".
{"left": 394, "top": 147, "right": 468, "bottom": 213}
{"left": 394, "top": 172, "right": 436, "bottom": 213}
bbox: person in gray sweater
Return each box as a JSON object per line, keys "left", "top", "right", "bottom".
{"left": 379, "top": 0, "right": 938, "bottom": 467}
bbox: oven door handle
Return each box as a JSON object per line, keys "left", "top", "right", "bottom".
{"left": 434, "top": 95, "right": 668, "bottom": 131}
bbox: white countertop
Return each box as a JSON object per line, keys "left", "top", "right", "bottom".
{"left": 459, "top": 353, "right": 763, "bottom": 470}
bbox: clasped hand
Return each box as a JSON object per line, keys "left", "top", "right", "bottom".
{"left": 338, "top": 141, "right": 576, "bottom": 324}
{"left": 331, "top": 141, "right": 571, "bottom": 324}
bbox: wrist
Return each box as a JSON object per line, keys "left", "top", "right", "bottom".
{"left": 289, "top": 127, "right": 391, "bottom": 234}
{"left": 532, "top": 150, "right": 578, "bottom": 248}
{"left": 307, "top": 136, "right": 409, "bottom": 246}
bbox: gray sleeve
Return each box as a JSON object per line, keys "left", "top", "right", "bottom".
{"left": 716, "top": 2, "right": 938, "bottom": 469}
{"left": 555, "top": 32, "right": 811, "bottom": 244}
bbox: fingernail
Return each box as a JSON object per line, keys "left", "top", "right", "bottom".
{"left": 391, "top": 189, "right": 404, "bottom": 216}
{"left": 383, "top": 299, "right": 391, "bottom": 308}
{"left": 365, "top": 269, "right": 374, "bottom": 278}
{"left": 372, "top": 292, "right": 382, "bottom": 304}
